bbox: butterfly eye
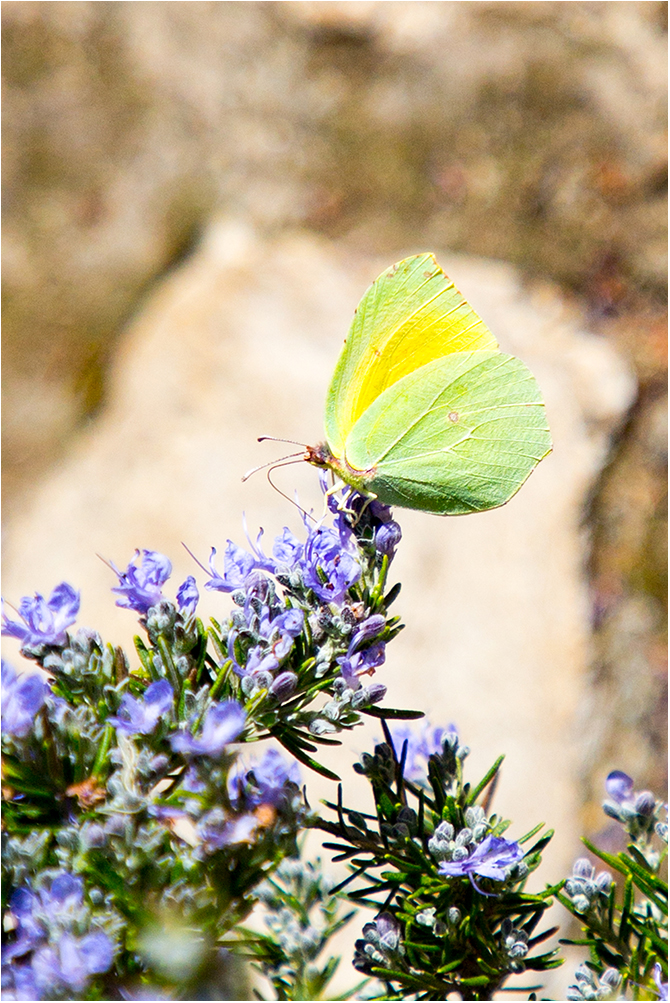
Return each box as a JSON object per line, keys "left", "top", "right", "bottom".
{"left": 448, "top": 412, "right": 459, "bottom": 423}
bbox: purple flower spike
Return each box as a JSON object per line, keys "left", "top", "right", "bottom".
{"left": 110, "top": 550, "right": 172, "bottom": 614}
{"left": 438, "top": 835, "right": 525, "bottom": 894}
{"left": 1, "top": 661, "right": 47, "bottom": 738}
{"left": 176, "top": 576, "right": 199, "bottom": 618}
{"left": 605, "top": 770, "right": 634, "bottom": 803}
{"left": 108, "top": 680, "right": 174, "bottom": 735}
{"left": 170, "top": 699, "right": 246, "bottom": 757}
{"left": 2, "top": 583, "right": 80, "bottom": 648}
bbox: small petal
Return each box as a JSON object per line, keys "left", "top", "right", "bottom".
{"left": 170, "top": 700, "right": 246, "bottom": 757}
{"left": 1, "top": 661, "right": 47, "bottom": 738}
{"left": 176, "top": 576, "right": 199, "bottom": 618}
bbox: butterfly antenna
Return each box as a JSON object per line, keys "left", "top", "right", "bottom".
{"left": 265, "top": 459, "right": 317, "bottom": 522}
{"left": 257, "top": 435, "right": 310, "bottom": 448}
{"left": 242, "top": 450, "right": 305, "bottom": 482}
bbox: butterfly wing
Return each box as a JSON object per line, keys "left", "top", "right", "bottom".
{"left": 343, "top": 351, "right": 552, "bottom": 515}
{"left": 324, "top": 254, "right": 499, "bottom": 459}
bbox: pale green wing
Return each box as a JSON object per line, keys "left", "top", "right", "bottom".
{"left": 344, "top": 352, "right": 552, "bottom": 515}
{"left": 325, "top": 254, "right": 499, "bottom": 458}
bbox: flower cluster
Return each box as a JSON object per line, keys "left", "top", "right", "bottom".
{"left": 561, "top": 769, "right": 667, "bottom": 1003}
{"left": 315, "top": 719, "right": 559, "bottom": 999}
{"left": 198, "top": 484, "right": 402, "bottom": 724}
{"left": 1, "top": 872, "right": 117, "bottom": 1001}
{"left": 566, "top": 964, "right": 622, "bottom": 1001}
{"left": 563, "top": 858, "right": 613, "bottom": 914}
{"left": 353, "top": 913, "right": 406, "bottom": 977}
{"left": 500, "top": 917, "right": 530, "bottom": 973}
{"left": 603, "top": 770, "right": 662, "bottom": 849}
{"left": 1, "top": 478, "right": 408, "bottom": 999}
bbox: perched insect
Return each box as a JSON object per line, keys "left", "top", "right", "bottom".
{"left": 304, "top": 252, "right": 552, "bottom": 515}
{"left": 249, "top": 253, "right": 552, "bottom": 515}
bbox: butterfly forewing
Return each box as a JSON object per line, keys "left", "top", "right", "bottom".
{"left": 343, "top": 352, "right": 552, "bottom": 515}
{"left": 324, "top": 254, "right": 499, "bottom": 458}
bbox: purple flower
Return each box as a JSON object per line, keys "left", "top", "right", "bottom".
{"left": 2, "top": 583, "right": 80, "bottom": 648}
{"left": 653, "top": 963, "right": 668, "bottom": 1001}
{"left": 176, "top": 576, "right": 199, "bottom": 618}
{"left": 230, "top": 748, "right": 300, "bottom": 809}
{"left": 245, "top": 645, "right": 280, "bottom": 676}
{"left": 337, "top": 641, "right": 386, "bottom": 691}
{"left": 180, "top": 765, "right": 206, "bottom": 793}
{"left": 1, "top": 661, "right": 47, "bottom": 738}
{"left": 348, "top": 615, "right": 386, "bottom": 654}
{"left": 270, "top": 608, "right": 304, "bottom": 639}
{"left": 2, "top": 960, "right": 39, "bottom": 1000}
{"left": 108, "top": 680, "right": 174, "bottom": 735}
{"left": 2, "top": 872, "right": 115, "bottom": 999}
{"left": 204, "top": 543, "right": 258, "bottom": 593}
{"left": 170, "top": 700, "right": 246, "bottom": 757}
{"left": 204, "top": 523, "right": 274, "bottom": 593}
{"left": 302, "top": 525, "right": 361, "bottom": 605}
{"left": 390, "top": 721, "right": 446, "bottom": 781}
{"left": 110, "top": 550, "right": 172, "bottom": 614}
{"left": 438, "top": 835, "right": 525, "bottom": 893}
{"left": 272, "top": 528, "right": 304, "bottom": 569}
{"left": 197, "top": 808, "right": 259, "bottom": 851}
{"left": 31, "top": 931, "right": 114, "bottom": 995}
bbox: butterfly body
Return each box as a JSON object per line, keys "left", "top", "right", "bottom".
{"left": 308, "top": 253, "right": 552, "bottom": 515}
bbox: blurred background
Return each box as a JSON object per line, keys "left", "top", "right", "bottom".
{"left": 2, "top": 2, "right": 667, "bottom": 997}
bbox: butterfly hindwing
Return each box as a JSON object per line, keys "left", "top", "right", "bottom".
{"left": 343, "top": 352, "right": 552, "bottom": 515}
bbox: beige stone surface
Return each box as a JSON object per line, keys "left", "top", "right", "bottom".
{"left": 2, "top": 222, "right": 635, "bottom": 994}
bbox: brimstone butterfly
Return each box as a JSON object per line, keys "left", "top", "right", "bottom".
{"left": 305, "top": 253, "right": 552, "bottom": 515}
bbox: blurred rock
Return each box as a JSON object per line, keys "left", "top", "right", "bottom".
{"left": 2, "top": 221, "right": 635, "bottom": 898}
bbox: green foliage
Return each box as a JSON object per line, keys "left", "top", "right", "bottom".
{"left": 310, "top": 723, "right": 561, "bottom": 1000}
{"left": 559, "top": 812, "right": 667, "bottom": 1001}
{"left": 231, "top": 855, "right": 366, "bottom": 1001}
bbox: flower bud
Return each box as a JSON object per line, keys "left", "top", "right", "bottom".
{"left": 270, "top": 671, "right": 298, "bottom": 702}
{"left": 635, "top": 790, "right": 656, "bottom": 817}
{"left": 375, "top": 521, "right": 402, "bottom": 556}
